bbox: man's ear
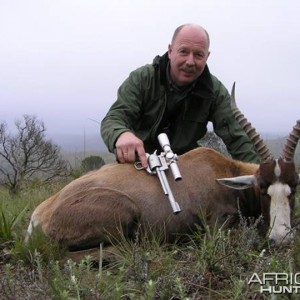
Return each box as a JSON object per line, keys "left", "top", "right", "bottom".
{"left": 168, "top": 44, "right": 172, "bottom": 58}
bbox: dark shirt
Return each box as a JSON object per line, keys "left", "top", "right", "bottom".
{"left": 159, "top": 63, "right": 196, "bottom": 140}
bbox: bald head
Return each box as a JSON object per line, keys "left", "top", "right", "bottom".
{"left": 171, "top": 24, "right": 210, "bottom": 49}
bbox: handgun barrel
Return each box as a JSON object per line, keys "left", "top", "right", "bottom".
{"left": 160, "top": 170, "right": 181, "bottom": 214}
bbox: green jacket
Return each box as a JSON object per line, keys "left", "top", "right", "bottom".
{"left": 101, "top": 53, "right": 259, "bottom": 163}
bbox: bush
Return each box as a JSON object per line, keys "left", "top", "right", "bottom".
{"left": 81, "top": 155, "right": 105, "bottom": 173}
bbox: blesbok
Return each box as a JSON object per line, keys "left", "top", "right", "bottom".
{"left": 25, "top": 87, "right": 300, "bottom": 260}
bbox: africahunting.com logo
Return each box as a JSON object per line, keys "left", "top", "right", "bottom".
{"left": 248, "top": 273, "right": 300, "bottom": 294}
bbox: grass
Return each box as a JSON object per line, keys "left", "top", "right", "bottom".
{"left": 0, "top": 183, "right": 300, "bottom": 299}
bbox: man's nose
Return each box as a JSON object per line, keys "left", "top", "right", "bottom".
{"left": 186, "top": 54, "right": 195, "bottom": 66}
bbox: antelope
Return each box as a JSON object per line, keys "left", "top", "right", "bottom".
{"left": 25, "top": 86, "right": 300, "bottom": 260}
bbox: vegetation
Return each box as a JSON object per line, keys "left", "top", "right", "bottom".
{"left": 0, "top": 115, "right": 69, "bottom": 194}
{"left": 0, "top": 182, "right": 299, "bottom": 299}
{"left": 81, "top": 155, "right": 105, "bottom": 173}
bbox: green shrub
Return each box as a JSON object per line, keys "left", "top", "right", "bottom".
{"left": 81, "top": 155, "right": 105, "bottom": 173}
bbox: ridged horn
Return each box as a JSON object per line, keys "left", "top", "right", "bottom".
{"left": 230, "top": 82, "right": 273, "bottom": 161}
{"left": 281, "top": 120, "right": 300, "bottom": 161}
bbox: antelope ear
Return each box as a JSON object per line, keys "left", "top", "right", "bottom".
{"left": 216, "top": 175, "right": 256, "bottom": 190}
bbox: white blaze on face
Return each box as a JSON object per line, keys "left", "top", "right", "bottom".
{"left": 268, "top": 160, "right": 292, "bottom": 244}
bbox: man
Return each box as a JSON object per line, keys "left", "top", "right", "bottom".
{"left": 101, "top": 23, "right": 259, "bottom": 168}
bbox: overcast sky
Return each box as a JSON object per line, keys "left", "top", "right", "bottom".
{"left": 1, "top": 0, "right": 300, "bottom": 147}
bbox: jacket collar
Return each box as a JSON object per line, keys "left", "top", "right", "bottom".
{"left": 153, "top": 52, "right": 214, "bottom": 98}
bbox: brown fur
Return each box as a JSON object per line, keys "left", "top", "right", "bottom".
{"left": 27, "top": 147, "right": 262, "bottom": 260}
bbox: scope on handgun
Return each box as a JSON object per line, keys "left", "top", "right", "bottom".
{"left": 158, "top": 133, "right": 182, "bottom": 181}
{"left": 158, "top": 133, "right": 172, "bottom": 157}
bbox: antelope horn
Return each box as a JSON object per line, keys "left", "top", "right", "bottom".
{"left": 230, "top": 82, "right": 273, "bottom": 161}
{"left": 281, "top": 120, "right": 300, "bottom": 161}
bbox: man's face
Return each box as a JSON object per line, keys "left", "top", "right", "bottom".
{"left": 168, "top": 26, "right": 210, "bottom": 86}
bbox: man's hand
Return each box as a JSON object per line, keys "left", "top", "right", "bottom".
{"left": 115, "top": 132, "right": 148, "bottom": 168}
